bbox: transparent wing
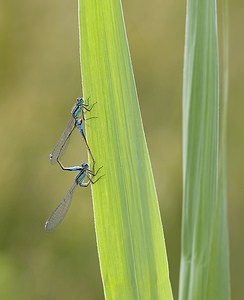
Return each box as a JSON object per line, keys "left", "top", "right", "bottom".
{"left": 45, "top": 181, "right": 78, "bottom": 232}
{"left": 50, "top": 118, "right": 75, "bottom": 164}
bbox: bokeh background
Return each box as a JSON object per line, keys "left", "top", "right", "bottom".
{"left": 0, "top": 0, "right": 243, "bottom": 299}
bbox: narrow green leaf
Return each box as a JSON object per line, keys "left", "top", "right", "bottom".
{"left": 207, "top": 0, "right": 230, "bottom": 297}
{"left": 78, "top": 1, "right": 173, "bottom": 299}
{"left": 179, "top": 0, "right": 230, "bottom": 299}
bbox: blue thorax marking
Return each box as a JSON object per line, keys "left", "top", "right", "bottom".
{"left": 71, "top": 98, "right": 84, "bottom": 120}
{"left": 76, "top": 171, "right": 87, "bottom": 186}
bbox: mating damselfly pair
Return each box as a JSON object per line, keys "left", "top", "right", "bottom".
{"left": 45, "top": 97, "right": 103, "bottom": 232}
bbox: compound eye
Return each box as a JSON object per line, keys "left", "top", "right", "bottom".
{"left": 81, "top": 162, "right": 89, "bottom": 169}
{"left": 76, "top": 97, "right": 83, "bottom": 105}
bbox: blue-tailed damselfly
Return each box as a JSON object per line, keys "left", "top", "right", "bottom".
{"left": 50, "top": 97, "right": 95, "bottom": 167}
{"left": 45, "top": 159, "right": 103, "bottom": 232}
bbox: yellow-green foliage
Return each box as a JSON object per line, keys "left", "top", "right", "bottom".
{"left": 78, "top": 0, "right": 173, "bottom": 299}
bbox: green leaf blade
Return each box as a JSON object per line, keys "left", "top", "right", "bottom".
{"left": 78, "top": 1, "right": 173, "bottom": 299}
{"left": 179, "top": 0, "right": 230, "bottom": 299}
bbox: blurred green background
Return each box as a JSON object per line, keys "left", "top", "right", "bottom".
{"left": 0, "top": 0, "right": 242, "bottom": 299}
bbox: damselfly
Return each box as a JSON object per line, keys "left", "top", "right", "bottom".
{"left": 50, "top": 97, "right": 96, "bottom": 167}
{"left": 45, "top": 159, "right": 103, "bottom": 232}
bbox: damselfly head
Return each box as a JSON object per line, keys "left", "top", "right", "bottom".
{"left": 81, "top": 162, "right": 89, "bottom": 169}
{"left": 76, "top": 97, "right": 84, "bottom": 106}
